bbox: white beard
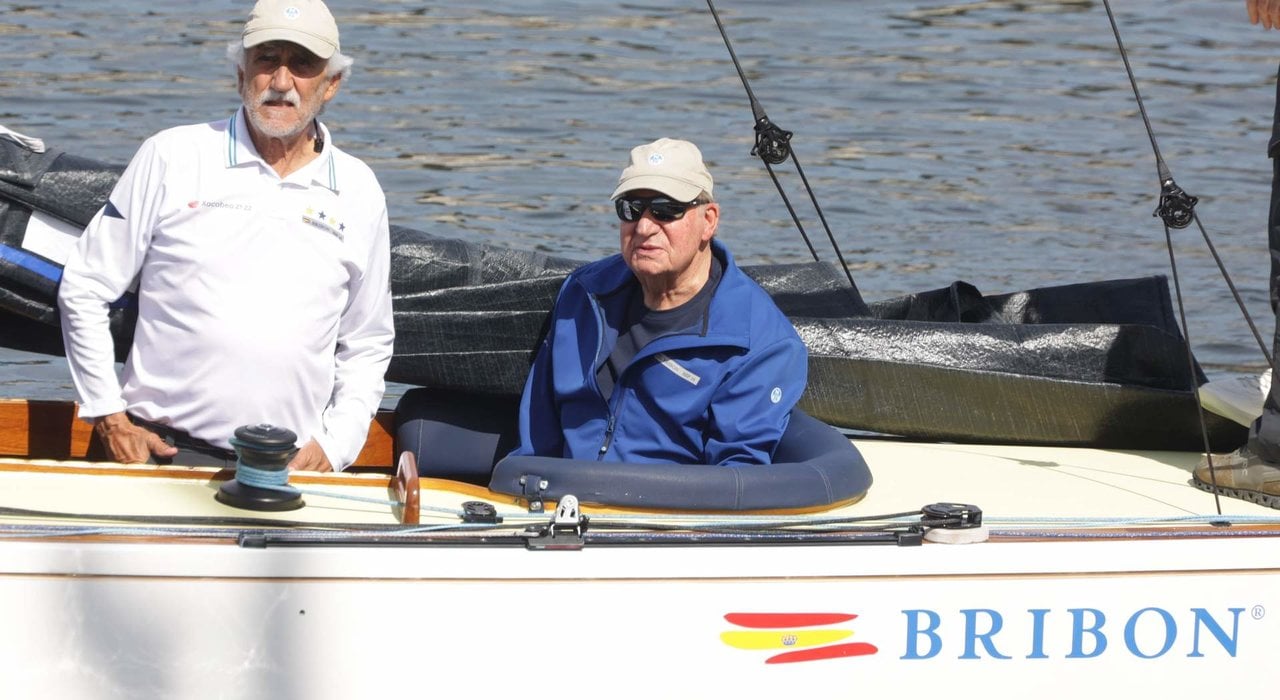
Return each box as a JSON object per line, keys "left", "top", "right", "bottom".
{"left": 242, "top": 85, "right": 325, "bottom": 141}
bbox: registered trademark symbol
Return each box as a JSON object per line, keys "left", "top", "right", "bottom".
{"left": 1252, "top": 605, "right": 1266, "bottom": 620}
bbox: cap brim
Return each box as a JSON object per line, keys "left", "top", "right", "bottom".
{"left": 610, "top": 175, "right": 704, "bottom": 202}
{"left": 243, "top": 28, "right": 337, "bottom": 60}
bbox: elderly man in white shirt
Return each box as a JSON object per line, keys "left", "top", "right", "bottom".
{"left": 57, "top": 0, "right": 394, "bottom": 472}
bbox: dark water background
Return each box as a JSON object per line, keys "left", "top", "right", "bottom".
{"left": 2, "top": 0, "right": 1278, "bottom": 405}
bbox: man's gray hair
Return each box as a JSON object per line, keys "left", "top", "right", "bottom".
{"left": 225, "top": 41, "right": 354, "bottom": 82}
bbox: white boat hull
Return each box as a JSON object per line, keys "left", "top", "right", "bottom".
{"left": 0, "top": 430, "right": 1277, "bottom": 698}
{"left": 0, "top": 536, "right": 1274, "bottom": 698}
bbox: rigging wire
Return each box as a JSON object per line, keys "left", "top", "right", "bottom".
{"left": 1099, "top": 0, "right": 1275, "bottom": 515}
{"left": 1101, "top": 1, "right": 1271, "bottom": 366}
{"left": 1099, "top": 0, "right": 1218, "bottom": 512}
{"left": 1103, "top": 6, "right": 1272, "bottom": 366}
{"left": 705, "top": 0, "right": 859, "bottom": 292}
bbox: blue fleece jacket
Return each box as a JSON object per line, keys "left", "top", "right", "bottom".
{"left": 512, "top": 239, "right": 808, "bottom": 465}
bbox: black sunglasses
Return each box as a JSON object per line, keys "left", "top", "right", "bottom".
{"left": 615, "top": 195, "right": 703, "bottom": 223}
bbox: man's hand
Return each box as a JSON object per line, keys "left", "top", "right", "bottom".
{"left": 1249, "top": 0, "right": 1280, "bottom": 30}
{"left": 288, "top": 439, "right": 335, "bottom": 472}
{"left": 93, "top": 412, "right": 179, "bottom": 464}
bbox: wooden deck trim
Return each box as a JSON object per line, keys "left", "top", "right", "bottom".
{"left": 353, "top": 410, "right": 395, "bottom": 468}
{"left": 0, "top": 399, "right": 396, "bottom": 468}
{"left": 0, "top": 399, "right": 92, "bottom": 459}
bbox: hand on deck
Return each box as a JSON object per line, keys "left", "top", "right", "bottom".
{"left": 93, "top": 412, "right": 179, "bottom": 464}
{"left": 288, "top": 439, "right": 334, "bottom": 472}
{"left": 1249, "top": 0, "right": 1280, "bottom": 30}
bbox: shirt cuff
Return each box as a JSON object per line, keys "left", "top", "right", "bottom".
{"left": 311, "top": 431, "right": 347, "bottom": 473}
{"left": 76, "top": 397, "right": 128, "bottom": 420}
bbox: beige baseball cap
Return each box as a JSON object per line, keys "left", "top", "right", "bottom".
{"left": 610, "top": 138, "right": 714, "bottom": 202}
{"left": 242, "top": 0, "right": 340, "bottom": 60}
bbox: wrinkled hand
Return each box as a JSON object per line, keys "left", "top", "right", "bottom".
{"left": 94, "top": 412, "right": 179, "bottom": 464}
{"left": 288, "top": 439, "right": 334, "bottom": 472}
{"left": 1249, "top": 0, "right": 1280, "bottom": 30}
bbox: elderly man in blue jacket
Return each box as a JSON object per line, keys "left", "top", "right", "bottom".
{"left": 512, "top": 138, "right": 808, "bottom": 465}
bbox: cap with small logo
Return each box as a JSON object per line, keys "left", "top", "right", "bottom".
{"left": 611, "top": 138, "right": 714, "bottom": 202}
{"left": 242, "top": 0, "right": 340, "bottom": 60}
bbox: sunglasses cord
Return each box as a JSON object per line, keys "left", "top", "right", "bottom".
{"left": 706, "top": 0, "right": 858, "bottom": 293}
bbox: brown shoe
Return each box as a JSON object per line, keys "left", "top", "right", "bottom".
{"left": 1193, "top": 447, "right": 1280, "bottom": 509}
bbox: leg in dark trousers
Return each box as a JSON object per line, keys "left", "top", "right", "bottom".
{"left": 1248, "top": 61, "right": 1280, "bottom": 465}
{"left": 1195, "top": 61, "right": 1280, "bottom": 508}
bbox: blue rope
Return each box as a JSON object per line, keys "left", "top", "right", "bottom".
{"left": 233, "top": 463, "right": 293, "bottom": 490}
{"left": 233, "top": 461, "right": 400, "bottom": 508}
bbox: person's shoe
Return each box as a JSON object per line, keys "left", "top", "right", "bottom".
{"left": 1193, "top": 446, "right": 1280, "bottom": 509}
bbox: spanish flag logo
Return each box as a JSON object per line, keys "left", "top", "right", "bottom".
{"left": 721, "top": 613, "right": 879, "bottom": 664}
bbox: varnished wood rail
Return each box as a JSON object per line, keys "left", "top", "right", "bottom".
{"left": 0, "top": 399, "right": 396, "bottom": 468}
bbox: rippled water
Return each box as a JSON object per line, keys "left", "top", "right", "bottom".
{"left": 2, "top": 0, "right": 1277, "bottom": 403}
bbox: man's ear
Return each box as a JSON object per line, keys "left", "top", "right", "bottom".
{"left": 322, "top": 74, "right": 342, "bottom": 103}
{"left": 700, "top": 202, "right": 720, "bottom": 243}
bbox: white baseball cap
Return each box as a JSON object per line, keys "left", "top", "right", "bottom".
{"left": 242, "top": 0, "right": 340, "bottom": 60}
{"left": 611, "top": 138, "right": 714, "bottom": 202}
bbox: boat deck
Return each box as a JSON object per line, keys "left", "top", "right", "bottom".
{"left": 2, "top": 397, "right": 1274, "bottom": 532}
{"left": 853, "top": 438, "right": 1273, "bottom": 522}
{"left": 0, "top": 436, "right": 1273, "bottom": 533}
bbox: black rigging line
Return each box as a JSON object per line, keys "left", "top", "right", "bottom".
{"left": 705, "top": 0, "right": 858, "bottom": 292}
{"left": 1102, "top": 0, "right": 1271, "bottom": 367}
{"left": 1100, "top": 0, "right": 1215, "bottom": 512}
{"left": 1100, "top": 0, "right": 1274, "bottom": 515}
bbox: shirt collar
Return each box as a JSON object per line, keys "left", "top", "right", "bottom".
{"left": 225, "top": 108, "right": 340, "bottom": 193}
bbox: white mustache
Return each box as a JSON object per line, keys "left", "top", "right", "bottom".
{"left": 255, "top": 88, "right": 299, "bottom": 107}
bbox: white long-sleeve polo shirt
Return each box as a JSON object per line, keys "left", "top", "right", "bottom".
{"left": 58, "top": 109, "right": 395, "bottom": 470}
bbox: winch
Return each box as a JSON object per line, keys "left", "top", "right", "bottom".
{"left": 214, "top": 423, "right": 303, "bottom": 511}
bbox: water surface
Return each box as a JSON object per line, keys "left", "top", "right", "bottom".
{"left": 2, "top": 0, "right": 1276, "bottom": 404}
